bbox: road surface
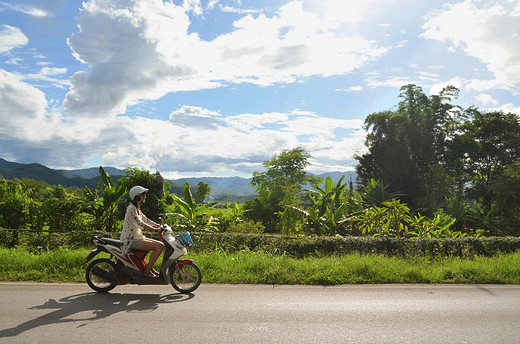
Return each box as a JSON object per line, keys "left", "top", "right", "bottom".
{"left": 0, "top": 282, "right": 519, "bottom": 343}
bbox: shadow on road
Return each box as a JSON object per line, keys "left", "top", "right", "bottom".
{"left": 0, "top": 291, "right": 194, "bottom": 338}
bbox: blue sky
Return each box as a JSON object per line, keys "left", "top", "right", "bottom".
{"left": 1, "top": 0, "right": 519, "bottom": 178}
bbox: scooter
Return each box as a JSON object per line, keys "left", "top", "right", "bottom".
{"left": 85, "top": 220, "right": 202, "bottom": 294}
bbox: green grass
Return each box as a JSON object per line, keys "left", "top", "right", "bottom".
{"left": 1, "top": 247, "right": 520, "bottom": 284}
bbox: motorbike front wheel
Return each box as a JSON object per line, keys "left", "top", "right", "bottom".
{"left": 169, "top": 261, "right": 202, "bottom": 294}
{"left": 86, "top": 258, "right": 117, "bottom": 292}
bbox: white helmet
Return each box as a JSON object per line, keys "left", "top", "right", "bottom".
{"left": 129, "top": 185, "right": 148, "bottom": 200}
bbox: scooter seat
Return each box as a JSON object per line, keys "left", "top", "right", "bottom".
{"left": 98, "top": 237, "right": 122, "bottom": 248}
{"left": 95, "top": 236, "right": 147, "bottom": 253}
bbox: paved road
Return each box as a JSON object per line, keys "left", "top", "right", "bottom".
{"left": 0, "top": 282, "right": 519, "bottom": 344}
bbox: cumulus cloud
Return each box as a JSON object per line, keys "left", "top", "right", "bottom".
{"left": 497, "top": 103, "right": 520, "bottom": 114}
{"left": 169, "top": 105, "right": 224, "bottom": 129}
{"left": 0, "top": 69, "right": 366, "bottom": 176}
{"left": 63, "top": 0, "right": 389, "bottom": 118}
{"left": 0, "top": 69, "right": 48, "bottom": 132}
{"left": 0, "top": 25, "right": 28, "bottom": 53}
{"left": 475, "top": 93, "right": 499, "bottom": 106}
{"left": 421, "top": 0, "right": 520, "bottom": 91}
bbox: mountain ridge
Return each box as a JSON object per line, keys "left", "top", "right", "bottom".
{"left": 0, "top": 158, "right": 356, "bottom": 199}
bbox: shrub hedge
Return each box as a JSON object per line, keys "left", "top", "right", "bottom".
{"left": 2, "top": 229, "right": 520, "bottom": 258}
{"left": 191, "top": 233, "right": 520, "bottom": 258}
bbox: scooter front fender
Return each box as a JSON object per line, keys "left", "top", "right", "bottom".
{"left": 177, "top": 259, "right": 194, "bottom": 269}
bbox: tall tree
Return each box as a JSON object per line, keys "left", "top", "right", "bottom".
{"left": 492, "top": 159, "right": 520, "bottom": 234}
{"left": 194, "top": 181, "right": 211, "bottom": 205}
{"left": 464, "top": 111, "right": 520, "bottom": 211}
{"left": 356, "top": 84, "right": 462, "bottom": 212}
{"left": 245, "top": 147, "right": 320, "bottom": 232}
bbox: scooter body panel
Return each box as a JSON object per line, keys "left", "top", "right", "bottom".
{"left": 86, "top": 225, "right": 196, "bottom": 289}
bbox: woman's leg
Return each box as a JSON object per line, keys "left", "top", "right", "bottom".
{"left": 135, "top": 238, "right": 164, "bottom": 277}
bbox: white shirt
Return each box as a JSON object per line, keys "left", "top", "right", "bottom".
{"left": 120, "top": 203, "right": 154, "bottom": 254}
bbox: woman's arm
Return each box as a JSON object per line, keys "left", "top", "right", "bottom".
{"left": 142, "top": 213, "right": 161, "bottom": 231}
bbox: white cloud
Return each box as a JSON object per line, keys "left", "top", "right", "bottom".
{"left": 0, "top": 2, "right": 49, "bottom": 17}
{"left": 366, "top": 76, "right": 413, "bottom": 88}
{"left": 497, "top": 103, "right": 520, "bottom": 114}
{"left": 0, "top": 69, "right": 48, "bottom": 129}
{"left": 429, "top": 77, "right": 464, "bottom": 95}
{"left": 219, "top": 5, "right": 260, "bottom": 14}
{"left": 183, "top": 0, "right": 203, "bottom": 15}
{"left": 336, "top": 86, "right": 364, "bottom": 92}
{"left": 421, "top": 0, "right": 520, "bottom": 91}
{"left": 0, "top": 25, "right": 28, "bottom": 53}
{"left": 169, "top": 105, "right": 224, "bottom": 129}
{"left": 0, "top": 68, "right": 366, "bottom": 175}
{"left": 475, "top": 93, "right": 499, "bottom": 106}
{"left": 63, "top": 0, "right": 389, "bottom": 118}
{"left": 22, "top": 67, "right": 69, "bottom": 88}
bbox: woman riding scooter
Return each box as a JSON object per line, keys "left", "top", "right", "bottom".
{"left": 120, "top": 185, "right": 164, "bottom": 278}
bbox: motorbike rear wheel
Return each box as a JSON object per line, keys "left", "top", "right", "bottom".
{"left": 169, "top": 261, "right": 202, "bottom": 294}
{"left": 86, "top": 258, "right": 117, "bottom": 292}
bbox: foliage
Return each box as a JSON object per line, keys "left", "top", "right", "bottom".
{"left": 214, "top": 202, "right": 253, "bottom": 232}
{"left": 356, "top": 84, "right": 520, "bottom": 230}
{"left": 245, "top": 147, "right": 321, "bottom": 233}
{"left": 0, "top": 178, "right": 32, "bottom": 231}
{"left": 491, "top": 159, "right": 520, "bottom": 235}
{"left": 360, "top": 178, "right": 401, "bottom": 207}
{"left": 288, "top": 176, "right": 353, "bottom": 235}
{"left": 194, "top": 181, "right": 211, "bottom": 204}
{"left": 42, "top": 186, "right": 83, "bottom": 232}
{"left": 82, "top": 167, "right": 128, "bottom": 232}
{"left": 348, "top": 199, "right": 472, "bottom": 239}
{"left": 226, "top": 219, "right": 265, "bottom": 234}
{"left": 190, "top": 232, "right": 520, "bottom": 259}
{"left": 121, "top": 167, "right": 167, "bottom": 222}
{"left": 168, "top": 183, "right": 218, "bottom": 232}
{"left": 356, "top": 84, "right": 463, "bottom": 210}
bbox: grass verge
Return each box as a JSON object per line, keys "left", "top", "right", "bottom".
{"left": 1, "top": 248, "right": 519, "bottom": 284}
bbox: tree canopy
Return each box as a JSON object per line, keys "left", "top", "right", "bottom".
{"left": 355, "top": 84, "right": 520, "bottom": 234}
{"left": 246, "top": 147, "right": 320, "bottom": 232}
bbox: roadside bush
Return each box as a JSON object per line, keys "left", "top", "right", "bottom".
{"left": 3, "top": 228, "right": 519, "bottom": 259}
{"left": 0, "top": 229, "right": 117, "bottom": 250}
{"left": 190, "top": 232, "right": 520, "bottom": 258}
{"left": 226, "top": 220, "right": 265, "bottom": 234}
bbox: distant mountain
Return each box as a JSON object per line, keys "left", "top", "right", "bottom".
{"left": 315, "top": 171, "right": 357, "bottom": 184}
{"left": 57, "top": 166, "right": 126, "bottom": 179}
{"left": 0, "top": 157, "right": 357, "bottom": 200}
{"left": 172, "top": 176, "right": 255, "bottom": 197}
{"left": 0, "top": 158, "right": 23, "bottom": 169}
{"left": 0, "top": 161, "right": 102, "bottom": 188}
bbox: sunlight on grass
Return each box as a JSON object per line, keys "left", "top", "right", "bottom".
{"left": 1, "top": 248, "right": 519, "bottom": 285}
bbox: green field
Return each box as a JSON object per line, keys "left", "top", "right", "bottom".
{"left": 1, "top": 247, "right": 519, "bottom": 285}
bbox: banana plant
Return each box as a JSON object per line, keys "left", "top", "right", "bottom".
{"left": 170, "top": 183, "right": 197, "bottom": 230}
{"left": 288, "top": 176, "right": 352, "bottom": 235}
{"left": 170, "top": 183, "right": 218, "bottom": 232}
{"left": 82, "top": 167, "right": 127, "bottom": 231}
